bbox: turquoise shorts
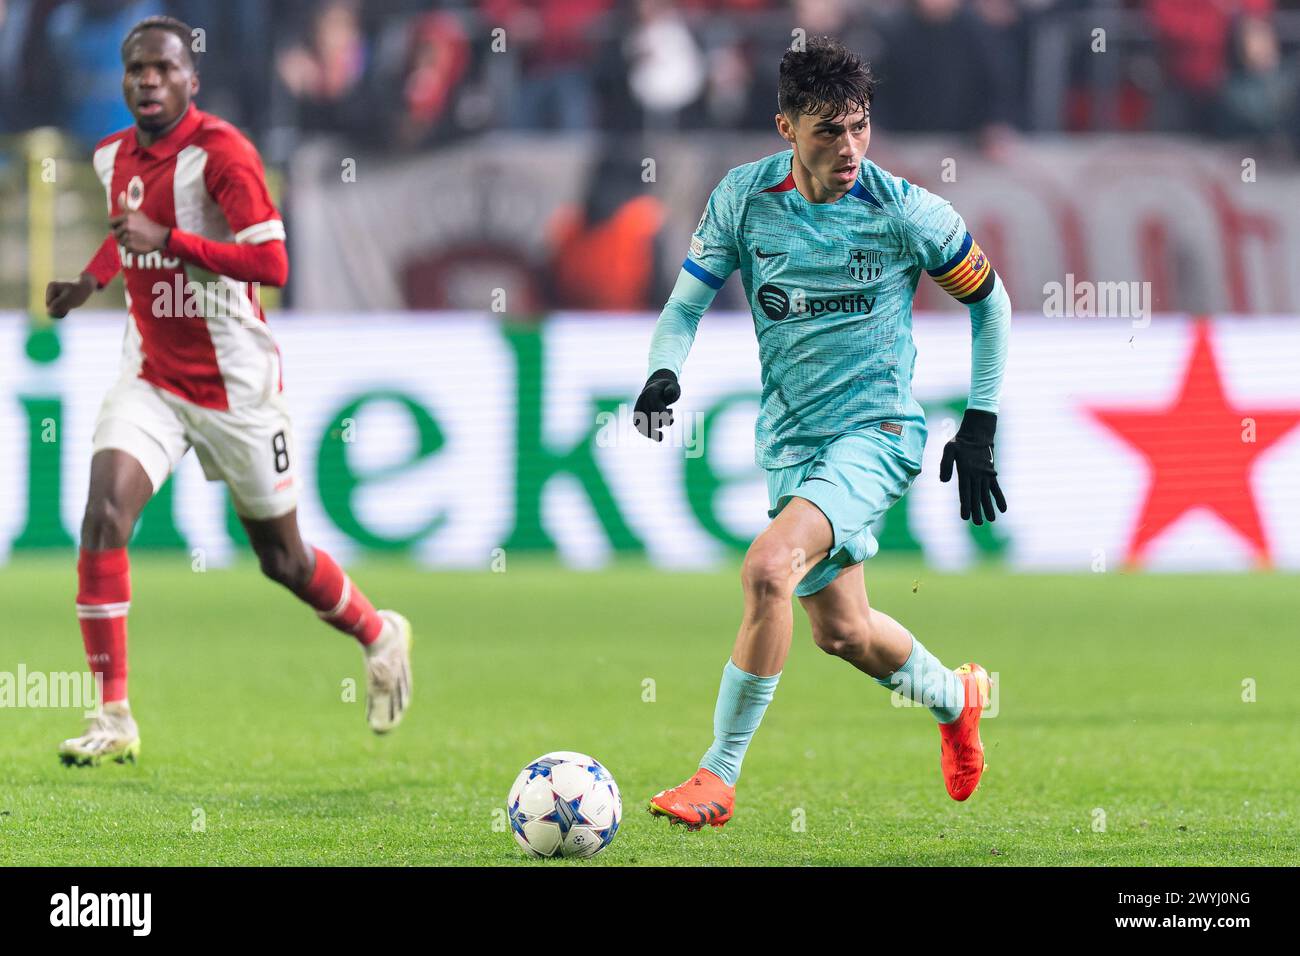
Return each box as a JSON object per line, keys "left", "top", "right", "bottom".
{"left": 766, "top": 421, "right": 926, "bottom": 597}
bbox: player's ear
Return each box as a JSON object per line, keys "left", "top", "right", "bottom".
{"left": 774, "top": 112, "right": 795, "bottom": 145}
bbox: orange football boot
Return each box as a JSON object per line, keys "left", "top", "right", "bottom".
{"left": 939, "top": 662, "right": 992, "bottom": 801}
{"left": 648, "top": 767, "right": 735, "bottom": 829}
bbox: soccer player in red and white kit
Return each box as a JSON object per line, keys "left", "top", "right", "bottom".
{"left": 46, "top": 17, "right": 413, "bottom": 765}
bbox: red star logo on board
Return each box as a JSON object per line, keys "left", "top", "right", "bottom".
{"left": 1087, "top": 320, "right": 1300, "bottom": 568}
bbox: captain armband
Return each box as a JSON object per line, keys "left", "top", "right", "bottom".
{"left": 927, "top": 233, "right": 996, "bottom": 305}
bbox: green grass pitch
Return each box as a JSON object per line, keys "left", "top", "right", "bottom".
{"left": 1, "top": 557, "right": 1295, "bottom": 865}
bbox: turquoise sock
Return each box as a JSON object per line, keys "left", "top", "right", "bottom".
{"left": 699, "top": 659, "right": 781, "bottom": 786}
{"left": 874, "top": 633, "right": 964, "bottom": 724}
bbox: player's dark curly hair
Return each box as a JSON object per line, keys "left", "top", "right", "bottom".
{"left": 778, "top": 36, "right": 874, "bottom": 120}
{"left": 121, "top": 15, "right": 200, "bottom": 71}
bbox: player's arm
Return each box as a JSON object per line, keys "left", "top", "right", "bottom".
{"left": 635, "top": 177, "right": 740, "bottom": 441}
{"left": 907, "top": 188, "right": 1011, "bottom": 525}
{"left": 188, "top": 147, "right": 288, "bottom": 286}
{"left": 165, "top": 230, "right": 288, "bottom": 286}
{"left": 46, "top": 235, "right": 121, "bottom": 318}
{"left": 927, "top": 233, "right": 1011, "bottom": 420}
{"left": 938, "top": 260, "right": 1010, "bottom": 526}
{"left": 636, "top": 269, "right": 720, "bottom": 440}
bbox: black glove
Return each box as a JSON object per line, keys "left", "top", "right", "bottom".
{"left": 939, "top": 409, "right": 1007, "bottom": 526}
{"left": 634, "top": 368, "right": 681, "bottom": 441}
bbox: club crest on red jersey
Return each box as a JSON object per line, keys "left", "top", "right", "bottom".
{"left": 126, "top": 175, "right": 145, "bottom": 211}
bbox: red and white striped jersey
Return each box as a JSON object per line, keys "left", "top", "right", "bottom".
{"left": 91, "top": 104, "right": 286, "bottom": 410}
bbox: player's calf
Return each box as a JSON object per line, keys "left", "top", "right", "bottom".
{"left": 242, "top": 516, "right": 385, "bottom": 644}
{"left": 810, "top": 607, "right": 912, "bottom": 677}
{"left": 810, "top": 616, "right": 866, "bottom": 659}
{"left": 253, "top": 539, "right": 314, "bottom": 593}
{"left": 241, "top": 511, "right": 316, "bottom": 593}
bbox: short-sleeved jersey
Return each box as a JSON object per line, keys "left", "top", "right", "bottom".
{"left": 91, "top": 105, "right": 286, "bottom": 410}
{"left": 685, "top": 150, "right": 992, "bottom": 468}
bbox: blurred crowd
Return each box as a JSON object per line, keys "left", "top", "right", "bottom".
{"left": 2, "top": 0, "right": 1300, "bottom": 155}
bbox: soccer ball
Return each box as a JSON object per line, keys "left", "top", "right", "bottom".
{"left": 506, "top": 751, "right": 622, "bottom": 859}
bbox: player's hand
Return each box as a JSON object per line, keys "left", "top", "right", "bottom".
{"left": 634, "top": 368, "right": 681, "bottom": 442}
{"left": 939, "top": 409, "right": 1007, "bottom": 526}
{"left": 45, "top": 274, "right": 97, "bottom": 319}
{"left": 109, "top": 210, "right": 170, "bottom": 255}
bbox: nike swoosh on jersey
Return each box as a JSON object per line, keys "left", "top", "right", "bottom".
{"left": 754, "top": 248, "right": 786, "bottom": 259}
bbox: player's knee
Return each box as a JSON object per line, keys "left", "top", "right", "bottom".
{"left": 740, "top": 542, "right": 798, "bottom": 602}
{"left": 80, "top": 497, "right": 136, "bottom": 549}
{"left": 255, "top": 544, "right": 310, "bottom": 590}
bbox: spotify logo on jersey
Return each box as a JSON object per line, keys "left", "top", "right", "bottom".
{"left": 757, "top": 284, "right": 790, "bottom": 321}
{"left": 755, "top": 283, "right": 877, "bottom": 322}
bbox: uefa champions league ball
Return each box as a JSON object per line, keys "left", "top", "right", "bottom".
{"left": 506, "top": 751, "right": 622, "bottom": 859}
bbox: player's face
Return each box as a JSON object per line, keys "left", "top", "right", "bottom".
{"left": 121, "top": 30, "right": 198, "bottom": 136}
{"left": 780, "top": 107, "right": 871, "bottom": 199}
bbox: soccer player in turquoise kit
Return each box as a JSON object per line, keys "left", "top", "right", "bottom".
{"left": 637, "top": 37, "right": 1011, "bottom": 828}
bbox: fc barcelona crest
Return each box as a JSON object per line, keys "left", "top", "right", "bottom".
{"left": 848, "top": 248, "right": 883, "bottom": 283}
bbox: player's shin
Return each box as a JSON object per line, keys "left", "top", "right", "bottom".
{"left": 873, "top": 631, "right": 965, "bottom": 724}
{"left": 698, "top": 659, "right": 782, "bottom": 785}
{"left": 299, "top": 546, "right": 384, "bottom": 645}
{"left": 75, "top": 547, "right": 131, "bottom": 705}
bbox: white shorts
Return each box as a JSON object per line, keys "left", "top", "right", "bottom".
{"left": 91, "top": 375, "right": 301, "bottom": 520}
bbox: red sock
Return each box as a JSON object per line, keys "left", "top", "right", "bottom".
{"left": 302, "top": 547, "right": 383, "bottom": 645}
{"left": 76, "top": 548, "right": 130, "bottom": 703}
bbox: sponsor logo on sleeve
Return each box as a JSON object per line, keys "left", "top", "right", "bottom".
{"left": 940, "top": 220, "right": 960, "bottom": 252}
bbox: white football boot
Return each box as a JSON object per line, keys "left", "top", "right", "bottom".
{"left": 365, "top": 611, "right": 413, "bottom": 734}
{"left": 58, "top": 700, "right": 141, "bottom": 766}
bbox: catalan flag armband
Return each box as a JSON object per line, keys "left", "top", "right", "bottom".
{"left": 927, "top": 233, "right": 995, "bottom": 304}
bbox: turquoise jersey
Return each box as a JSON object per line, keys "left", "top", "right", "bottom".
{"left": 676, "top": 150, "right": 990, "bottom": 469}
